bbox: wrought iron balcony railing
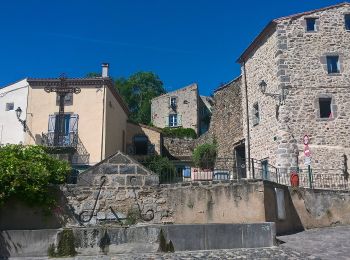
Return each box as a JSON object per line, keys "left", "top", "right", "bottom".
{"left": 42, "top": 132, "right": 79, "bottom": 148}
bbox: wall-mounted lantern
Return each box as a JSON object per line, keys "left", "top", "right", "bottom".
{"left": 15, "top": 107, "right": 27, "bottom": 132}
{"left": 258, "top": 80, "right": 289, "bottom": 104}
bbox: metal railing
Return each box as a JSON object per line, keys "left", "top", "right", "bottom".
{"left": 42, "top": 132, "right": 79, "bottom": 148}
{"left": 144, "top": 157, "right": 350, "bottom": 191}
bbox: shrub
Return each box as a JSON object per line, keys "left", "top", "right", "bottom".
{"left": 48, "top": 229, "right": 77, "bottom": 257}
{"left": 142, "top": 155, "right": 176, "bottom": 183}
{"left": 162, "top": 127, "right": 197, "bottom": 139}
{"left": 192, "top": 142, "right": 217, "bottom": 169}
{"left": 0, "top": 145, "right": 71, "bottom": 210}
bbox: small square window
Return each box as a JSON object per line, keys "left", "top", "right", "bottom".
{"left": 5, "top": 102, "right": 14, "bottom": 111}
{"left": 170, "top": 97, "right": 177, "bottom": 108}
{"left": 306, "top": 18, "right": 317, "bottom": 32}
{"left": 319, "top": 98, "right": 332, "bottom": 118}
{"left": 326, "top": 56, "right": 340, "bottom": 74}
{"left": 169, "top": 114, "right": 178, "bottom": 127}
{"left": 252, "top": 102, "right": 260, "bottom": 126}
{"left": 345, "top": 14, "right": 350, "bottom": 30}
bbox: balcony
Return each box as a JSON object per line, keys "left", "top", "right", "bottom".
{"left": 42, "top": 132, "right": 79, "bottom": 149}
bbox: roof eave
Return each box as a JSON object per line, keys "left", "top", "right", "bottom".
{"left": 236, "top": 21, "right": 277, "bottom": 63}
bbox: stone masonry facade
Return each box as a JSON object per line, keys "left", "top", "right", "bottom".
{"left": 239, "top": 3, "right": 350, "bottom": 176}
{"left": 151, "top": 83, "right": 212, "bottom": 135}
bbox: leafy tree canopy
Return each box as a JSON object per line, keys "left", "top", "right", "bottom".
{"left": 0, "top": 145, "right": 71, "bottom": 210}
{"left": 193, "top": 142, "right": 217, "bottom": 169}
{"left": 115, "top": 72, "right": 166, "bottom": 125}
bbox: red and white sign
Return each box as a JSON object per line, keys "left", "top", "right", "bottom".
{"left": 304, "top": 145, "right": 311, "bottom": 157}
{"left": 304, "top": 135, "right": 311, "bottom": 165}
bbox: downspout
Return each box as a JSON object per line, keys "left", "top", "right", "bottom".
{"left": 24, "top": 84, "right": 30, "bottom": 144}
{"left": 243, "top": 60, "right": 251, "bottom": 174}
{"left": 100, "top": 84, "right": 106, "bottom": 161}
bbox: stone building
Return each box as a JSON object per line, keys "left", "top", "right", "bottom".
{"left": 237, "top": 2, "right": 350, "bottom": 177}
{"left": 151, "top": 83, "right": 212, "bottom": 135}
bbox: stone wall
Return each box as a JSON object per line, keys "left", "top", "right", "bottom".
{"left": 241, "top": 29, "right": 280, "bottom": 172}
{"left": 162, "top": 137, "right": 196, "bottom": 160}
{"left": 151, "top": 84, "right": 200, "bottom": 134}
{"left": 209, "top": 77, "right": 244, "bottom": 159}
{"left": 277, "top": 5, "right": 350, "bottom": 173}
{"left": 240, "top": 3, "right": 350, "bottom": 174}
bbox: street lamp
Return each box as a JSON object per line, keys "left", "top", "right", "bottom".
{"left": 15, "top": 107, "right": 27, "bottom": 132}
{"left": 258, "top": 80, "right": 289, "bottom": 104}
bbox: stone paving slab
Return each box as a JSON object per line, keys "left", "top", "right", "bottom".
{"left": 278, "top": 225, "right": 350, "bottom": 260}
{"left": 7, "top": 247, "right": 317, "bottom": 260}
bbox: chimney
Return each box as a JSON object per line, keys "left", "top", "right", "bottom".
{"left": 101, "top": 63, "right": 109, "bottom": 78}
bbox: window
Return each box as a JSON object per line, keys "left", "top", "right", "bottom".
{"left": 170, "top": 97, "right": 177, "bottom": 108}
{"left": 327, "top": 56, "right": 340, "bottom": 74}
{"left": 345, "top": 14, "right": 350, "bottom": 30}
{"left": 5, "top": 102, "right": 14, "bottom": 111}
{"left": 306, "top": 18, "right": 317, "bottom": 32}
{"left": 169, "top": 114, "right": 178, "bottom": 127}
{"left": 134, "top": 135, "right": 149, "bottom": 155}
{"left": 252, "top": 102, "right": 260, "bottom": 126}
{"left": 319, "top": 98, "right": 332, "bottom": 118}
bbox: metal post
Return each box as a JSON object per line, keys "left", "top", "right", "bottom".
{"left": 308, "top": 165, "right": 312, "bottom": 189}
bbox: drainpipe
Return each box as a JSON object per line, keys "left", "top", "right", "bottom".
{"left": 100, "top": 84, "right": 106, "bottom": 161}
{"left": 243, "top": 60, "right": 251, "bottom": 175}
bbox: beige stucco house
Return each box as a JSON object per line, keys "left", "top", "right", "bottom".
{"left": 24, "top": 64, "right": 129, "bottom": 167}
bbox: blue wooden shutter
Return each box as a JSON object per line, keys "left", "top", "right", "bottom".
{"left": 69, "top": 114, "right": 79, "bottom": 133}
{"left": 48, "top": 115, "right": 56, "bottom": 133}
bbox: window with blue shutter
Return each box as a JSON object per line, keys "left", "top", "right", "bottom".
{"left": 169, "top": 114, "right": 178, "bottom": 127}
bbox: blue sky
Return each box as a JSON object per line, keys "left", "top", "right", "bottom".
{"left": 0, "top": 0, "right": 344, "bottom": 95}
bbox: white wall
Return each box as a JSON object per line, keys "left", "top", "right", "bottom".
{"left": 0, "top": 79, "right": 29, "bottom": 145}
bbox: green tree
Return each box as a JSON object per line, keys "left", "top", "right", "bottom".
{"left": 115, "top": 72, "right": 166, "bottom": 125}
{"left": 85, "top": 72, "right": 101, "bottom": 77}
{"left": 192, "top": 142, "right": 217, "bottom": 169}
{"left": 0, "top": 145, "right": 71, "bottom": 210}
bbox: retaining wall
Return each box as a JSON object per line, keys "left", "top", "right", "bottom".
{"left": 0, "top": 223, "right": 276, "bottom": 257}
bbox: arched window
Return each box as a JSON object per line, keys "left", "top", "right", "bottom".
{"left": 134, "top": 135, "right": 149, "bottom": 155}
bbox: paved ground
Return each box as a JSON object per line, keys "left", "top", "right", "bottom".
{"left": 278, "top": 225, "right": 350, "bottom": 260}
{"left": 8, "top": 247, "right": 316, "bottom": 260}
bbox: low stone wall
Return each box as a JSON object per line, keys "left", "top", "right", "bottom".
{"left": 0, "top": 223, "right": 276, "bottom": 257}
{"left": 289, "top": 187, "right": 350, "bottom": 229}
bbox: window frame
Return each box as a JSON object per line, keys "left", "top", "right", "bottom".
{"left": 252, "top": 102, "right": 260, "bottom": 126}
{"left": 5, "top": 102, "right": 14, "bottom": 111}
{"left": 170, "top": 96, "right": 177, "bottom": 108}
{"left": 319, "top": 98, "right": 332, "bottom": 119}
{"left": 345, "top": 14, "right": 350, "bottom": 31}
{"left": 305, "top": 17, "right": 318, "bottom": 32}
{"left": 169, "top": 114, "right": 178, "bottom": 127}
{"left": 315, "top": 94, "right": 337, "bottom": 121}
{"left": 326, "top": 55, "right": 340, "bottom": 74}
